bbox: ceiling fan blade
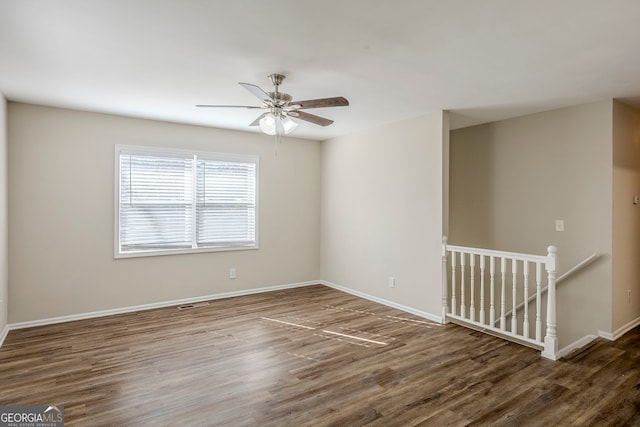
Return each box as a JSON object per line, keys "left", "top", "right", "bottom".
{"left": 196, "top": 104, "right": 264, "bottom": 109}
{"left": 239, "top": 82, "right": 273, "bottom": 103}
{"left": 294, "top": 111, "right": 334, "bottom": 127}
{"left": 249, "top": 112, "right": 268, "bottom": 126}
{"left": 290, "top": 97, "right": 349, "bottom": 109}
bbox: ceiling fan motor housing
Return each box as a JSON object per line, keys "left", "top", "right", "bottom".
{"left": 268, "top": 92, "right": 293, "bottom": 106}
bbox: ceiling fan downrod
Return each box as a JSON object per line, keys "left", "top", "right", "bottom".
{"left": 267, "top": 74, "right": 292, "bottom": 108}
{"left": 268, "top": 73, "right": 285, "bottom": 90}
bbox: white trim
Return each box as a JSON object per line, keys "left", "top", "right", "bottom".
{"left": 541, "top": 349, "right": 559, "bottom": 361}
{"left": 556, "top": 253, "right": 599, "bottom": 284}
{"left": 114, "top": 244, "right": 259, "bottom": 259}
{"left": 3, "top": 277, "right": 626, "bottom": 363}
{"left": 0, "top": 279, "right": 619, "bottom": 362}
{"left": 114, "top": 144, "right": 260, "bottom": 259}
{"left": 320, "top": 280, "right": 442, "bottom": 323}
{"left": 608, "top": 315, "right": 640, "bottom": 341}
{"left": 0, "top": 324, "right": 8, "bottom": 348}
{"left": 598, "top": 330, "right": 614, "bottom": 341}
{"left": 8, "top": 281, "right": 315, "bottom": 331}
{"left": 447, "top": 313, "right": 543, "bottom": 349}
{"left": 557, "top": 334, "right": 598, "bottom": 358}
{"left": 445, "top": 244, "right": 548, "bottom": 264}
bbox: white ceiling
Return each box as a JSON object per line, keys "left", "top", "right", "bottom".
{"left": 2, "top": 0, "right": 640, "bottom": 140}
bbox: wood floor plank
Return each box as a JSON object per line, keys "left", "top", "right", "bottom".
{"left": 1, "top": 284, "right": 640, "bottom": 426}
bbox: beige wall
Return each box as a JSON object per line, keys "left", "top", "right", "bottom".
{"left": 450, "top": 101, "right": 613, "bottom": 346}
{"left": 448, "top": 124, "right": 492, "bottom": 248}
{"left": 0, "top": 96, "right": 7, "bottom": 333}
{"left": 8, "top": 103, "right": 321, "bottom": 323}
{"left": 612, "top": 100, "right": 640, "bottom": 332}
{"left": 321, "top": 111, "right": 448, "bottom": 317}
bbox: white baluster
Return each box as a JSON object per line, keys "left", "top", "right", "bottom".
{"left": 470, "top": 254, "right": 476, "bottom": 322}
{"left": 500, "top": 257, "right": 506, "bottom": 330}
{"left": 535, "top": 262, "right": 542, "bottom": 342}
{"left": 479, "top": 255, "right": 486, "bottom": 325}
{"left": 460, "top": 252, "right": 466, "bottom": 318}
{"left": 489, "top": 256, "right": 495, "bottom": 326}
{"left": 451, "top": 251, "right": 457, "bottom": 317}
{"left": 442, "top": 236, "right": 449, "bottom": 323}
{"left": 523, "top": 261, "right": 530, "bottom": 339}
{"left": 542, "top": 246, "right": 559, "bottom": 360}
{"left": 511, "top": 259, "right": 518, "bottom": 334}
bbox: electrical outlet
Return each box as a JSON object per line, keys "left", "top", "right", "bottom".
{"left": 388, "top": 277, "right": 395, "bottom": 288}
{"left": 628, "top": 289, "right": 632, "bottom": 304}
{"left": 555, "top": 219, "right": 565, "bottom": 232}
{"left": 229, "top": 268, "right": 237, "bottom": 279}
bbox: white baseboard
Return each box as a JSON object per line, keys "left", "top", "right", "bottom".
{"left": 557, "top": 334, "right": 598, "bottom": 358}
{"left": 320, "top": 280, "right": 442, "bottom": 324}
{"left": 598, "top": 330, "right": 614, "bottom": 341}
{"left": 558, "top": 323, "right": 640, "bottom": 358}
{"left": 608, "top": 315, "right": 640, "bottom": 340}
{"left": 4, "top": 278, "right": 623, "bottom": 362}
{"left": 0, "top": 324, "right": 8, "bottom": 348}
{"left": 8, "top": 281, "right": 317, "bottom": 331}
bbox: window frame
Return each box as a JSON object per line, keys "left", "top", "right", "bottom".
{"left": 114, "top": 144, "right": 259, "bottom": 259}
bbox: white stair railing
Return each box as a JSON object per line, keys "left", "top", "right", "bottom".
{"left": 441, "top": 236, "right": 559, "bottom": 360}
{"left": 500, "top": 253, "right": 599, "bottom": 325}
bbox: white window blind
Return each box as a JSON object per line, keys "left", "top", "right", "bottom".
{"left": 196, "top": 158, "right": 256, "bottom": 246}
{"left": 116, "top": 146, "right": 258, "bottom": 257}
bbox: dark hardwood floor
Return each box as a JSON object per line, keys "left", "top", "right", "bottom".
{"left": 1, "top": 285, "right": 639, "bottom": 426}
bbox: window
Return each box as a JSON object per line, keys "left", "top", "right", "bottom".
{"left": 115, "top": 145, "right": 258, "bottom": 257}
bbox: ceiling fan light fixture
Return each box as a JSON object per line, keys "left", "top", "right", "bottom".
{"left": 259, "top": 113, "right": 277, "bottom": 135}
{"left": 282, "top": 116, "right": 298, "bottom": 134}
{"left": 259, "top": 112, "right": 298, "bottom": 136}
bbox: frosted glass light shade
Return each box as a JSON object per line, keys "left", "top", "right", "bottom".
{"left": 282, "top": 116, "right": 298, "bottom": 134}
{"left": 259, "top": 113, "right": 298, "bottom": 136}
{"left": 259, "top": 113, "right": 277, "bottom": 135}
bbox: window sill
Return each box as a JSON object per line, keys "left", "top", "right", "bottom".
{"left": 114, "top": 244, "right": 259, "bottom": 259}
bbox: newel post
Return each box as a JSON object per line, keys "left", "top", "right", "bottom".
{"left": 442, "top": 236, "right": 449, "bottom": 324}
{"left": 542, "top": 246, "right": 559, "bottom": 360}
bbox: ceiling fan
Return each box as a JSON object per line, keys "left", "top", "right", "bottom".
{"left": 196, "top": 74, "right": 349, "bottom": 136}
